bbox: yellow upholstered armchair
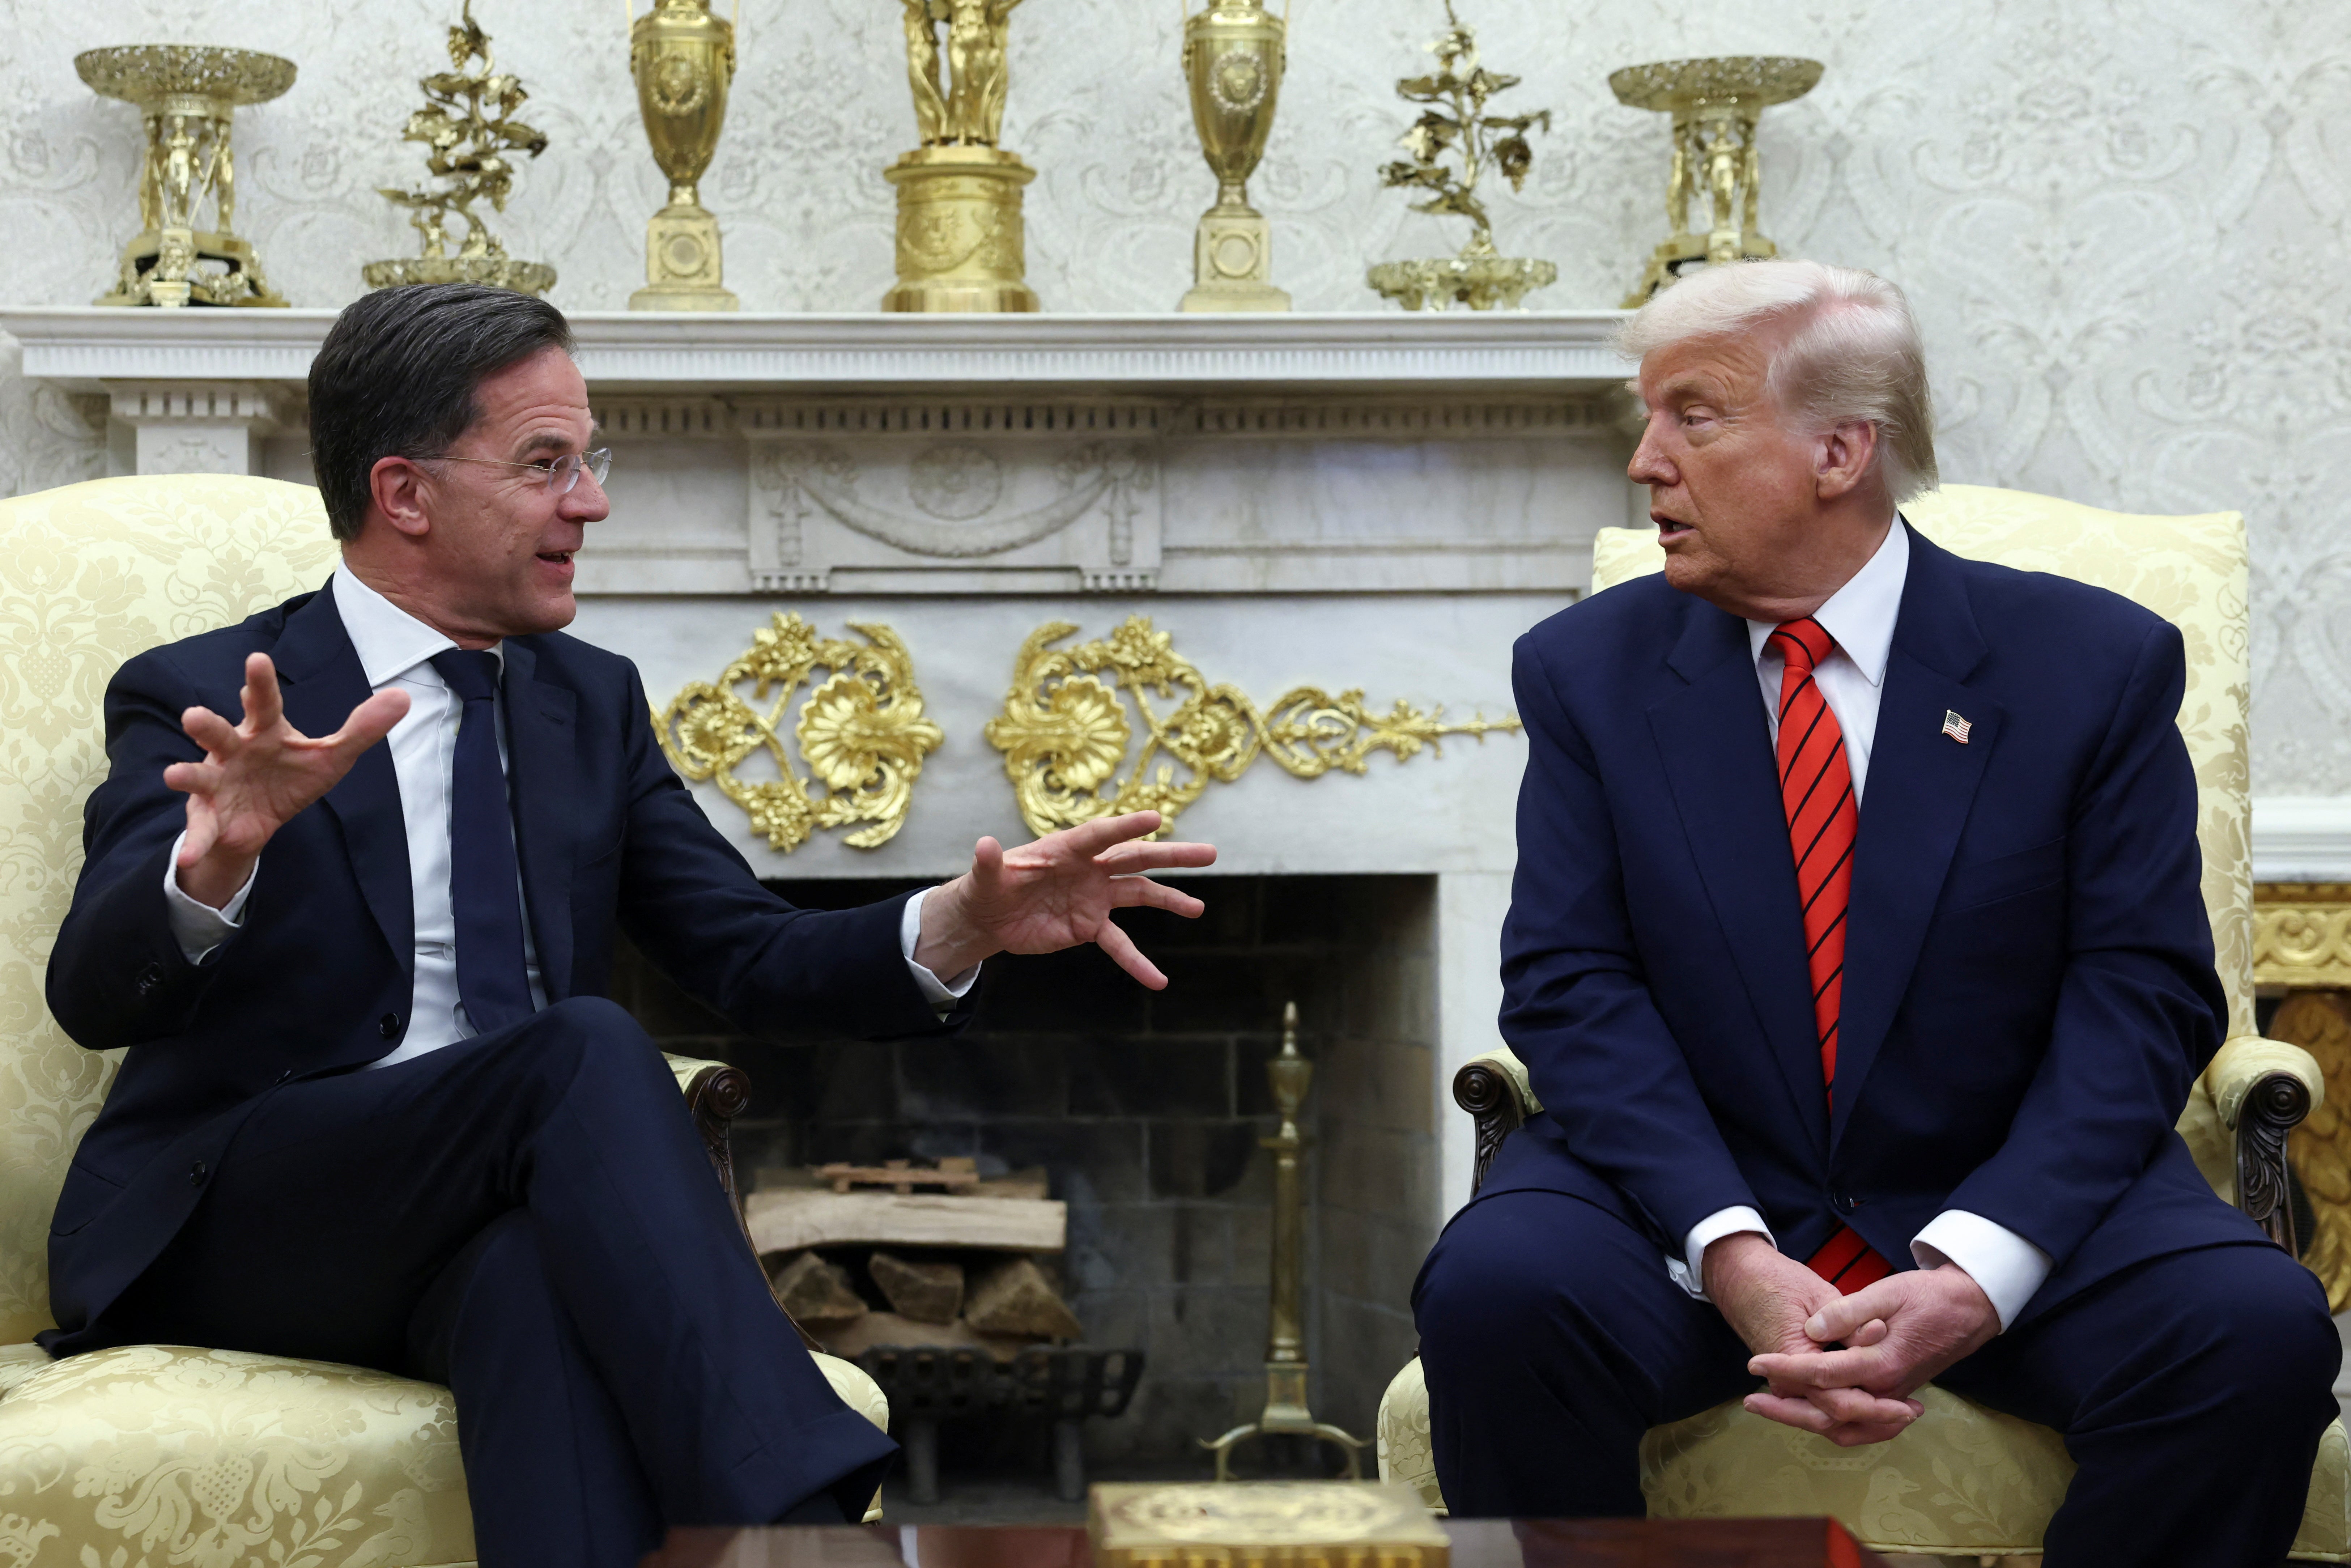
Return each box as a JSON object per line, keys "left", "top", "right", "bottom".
{"left": 0, "top": 476, "right": 886, "bottom": 1567}
{"left": 1376, "top": 485, "right": 2351, "bottom": 1561}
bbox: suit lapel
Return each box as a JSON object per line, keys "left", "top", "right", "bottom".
{"left": 1649, "top": 608, "right": 1830, "bottom": 1156}
{"left": 272, "top": 581, "right": 413, "bottom": 976}
{"left": 1832, "top": 528, "right": 1999, "bottom": 1148}
{"left": 499, "top": 639, "right": 577, "bottom": 1002}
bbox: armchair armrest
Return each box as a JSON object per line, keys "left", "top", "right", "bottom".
{"left": 1453, "top": 1048, "right": 1540, "bottom": 1197}
{"left": 664, "top": 1053, "right": 752, "bottom": 1209}
{"left": 2206, "top": 1035, "right": 2325, "bottom": 1254}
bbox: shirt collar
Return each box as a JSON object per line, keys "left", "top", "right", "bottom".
{"left": 1745, "top": 515, "right": 1910, "bottom": 689}
{"left": 330, "top": 563, "right": 498, "bottom": 688}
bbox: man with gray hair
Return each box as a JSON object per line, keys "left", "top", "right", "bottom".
{"left": 1413, "top": 259, "right": 2336, "bottom": 1563}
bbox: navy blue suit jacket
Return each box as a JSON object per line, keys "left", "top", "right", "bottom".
{"left": 43, "top": 582, "right": 962, "bottom": 1344}
{"left": 1487, "top": 524, "right": 2262, "bottom": 1322}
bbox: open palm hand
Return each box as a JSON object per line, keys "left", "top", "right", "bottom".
{"left": 165, "top": 652, "right": 410, "bottom": 907}
{"left": 917, "top": 811, "right": 1218, "bottom": 988}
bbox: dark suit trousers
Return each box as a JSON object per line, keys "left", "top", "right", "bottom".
{"left": 1415, "top": 1184, "right": 2339, "bottom": 1568}
{"left": 80, "top": 997, "right": 896, "bottom": 1567}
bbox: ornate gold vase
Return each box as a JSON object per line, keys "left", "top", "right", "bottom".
{"left": 77, "top": 46, "right": 294, "bottom": 308}
{"left": 883, "top": 0, "right": 1039, "bottom": 313}
{"left": 629, "top": 0, "right": 738, "bottom": 311}
{"left": 1178, "top": 0, "right": 1288, "bottom": 313}
{"left": 1611, "top": 55, "right": 1821, "bottom": 306}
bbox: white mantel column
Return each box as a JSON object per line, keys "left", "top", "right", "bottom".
{"left": 108, "top": 382, "right": 290, "bottom": 477}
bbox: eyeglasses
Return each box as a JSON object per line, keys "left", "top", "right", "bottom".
{"left": 424, "top": 448, "right": 612, "bottom": 494}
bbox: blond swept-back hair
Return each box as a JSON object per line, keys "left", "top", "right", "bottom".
{"left": 1618, "top": 260, "right": 1939, "bottom": 502}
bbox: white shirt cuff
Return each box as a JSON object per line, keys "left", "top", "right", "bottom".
{"left": 899, "top": 887, "right": 979, "bottom": 1010}
{"left": 1911, "top": 1209, "right": 2051, "bottom": 1332}
{"left": 161, "top": 829, "right": 256, "bottom": 964}
{"left": 1666, "top": 1205, "right": 1773, "bottom": 1300}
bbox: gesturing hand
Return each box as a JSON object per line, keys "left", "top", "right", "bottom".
{"left": 164, "top": 652, "right": 411, "bottom": 909}
{"left": 1703, "top": 1232, "right": 1921, "bottom": 1448}
{"left": 1746, "top": 1265, "right": 1999, "bottom": 1440}
{"left": 915, "top": 810, "right": 1218, "bottom": 988}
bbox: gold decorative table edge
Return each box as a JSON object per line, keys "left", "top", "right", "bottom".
{"left": 1089, "top": 1480, "right": 1450, "bottom": 1568}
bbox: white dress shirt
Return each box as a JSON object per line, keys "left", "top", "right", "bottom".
{"left": 1668, "top": 518, "right": 2053, "bottom": 1331}
{"left": 164, "top": 564, "right": 974, "bottom": 1066}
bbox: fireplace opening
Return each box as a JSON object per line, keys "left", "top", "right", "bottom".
{"left": 610, "top": 872, "right": 1442, "bottom": 1490}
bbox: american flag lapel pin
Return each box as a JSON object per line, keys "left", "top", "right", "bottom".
{"left": 1942, "top": 709, "right": 1972, "bottom": 744}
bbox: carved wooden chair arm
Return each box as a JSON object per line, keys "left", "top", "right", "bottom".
{"left": 2206, "top": 1034, "right": 2324, "bottom": 1253}
{"left": 666, "top": 1052, "right": 752, "bottom": 1209}
{"left": 1454, "top": 1047, "right": 1540, "bottom": 1197}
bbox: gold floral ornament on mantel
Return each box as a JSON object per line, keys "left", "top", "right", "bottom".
{"left": 985, "top": 617, "right": 1520, "bottom": 838}
{"left": 655, "top": 614, "right": 943, "bottom": 852}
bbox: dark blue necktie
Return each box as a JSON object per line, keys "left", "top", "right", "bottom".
{"left": 429, "top": 650, "right": 532, "bottom": 1034}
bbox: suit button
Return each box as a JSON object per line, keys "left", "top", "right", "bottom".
{"left": 135, "top": 962, "right": 163, "bottom": 997}
{"left": 378, "top": 1013, "right": 401, "bottom": 1039}
{"left": 1835, "top": 1191, "right": 1862, "bottom": 1214}
{"left": 188, "top": 1160, "right": 207, "bottom": 1188}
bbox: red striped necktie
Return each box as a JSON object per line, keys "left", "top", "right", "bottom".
{"left": 1770, "top": 617, "right": 1892, "bottom": 1295}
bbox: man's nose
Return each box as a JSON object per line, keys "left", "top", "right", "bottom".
{"left": 564, "top": 473, "right": 611, "bottom": 523}
{"left": 1628, "top": 422, "right": 1675, "bottom": 486}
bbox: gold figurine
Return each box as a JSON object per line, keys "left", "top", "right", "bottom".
{"left": 628, "top": 0, "right": 739, "bottom": 311}
{"left": 1178, "top": 0, "right": 1289, "bottom": 312}
{"left": 1365, "top": 1, "right": 1555, "bottom": 312}
{"left": 1202, "top": 1002, "right": 1369, "bottom": 1480}
{"left": 77, "top": 46, "right": 294, "bottom": 307}
{"left": 882, "top": 0, "right": 1040, "bottom": 313}
{"left": 363, "top": 3, "right": 555, "bottom": 297}
{"left": 1611, "top": 56, "right": 1821, "bottom": 306}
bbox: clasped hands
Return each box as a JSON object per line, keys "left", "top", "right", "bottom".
{"left": 1702, "top": 1231, "right": 2000, "bottom": 1446}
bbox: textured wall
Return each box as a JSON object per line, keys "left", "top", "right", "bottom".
{"left": 1, "top": 0, "right": 2343, "bottom": 789}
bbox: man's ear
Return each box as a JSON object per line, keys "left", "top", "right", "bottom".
{"left": 1814, "top": 421, "right": 1880, "bottom": 501}
{"left": 367, "top": 455, "right": 435, "bottom": 540}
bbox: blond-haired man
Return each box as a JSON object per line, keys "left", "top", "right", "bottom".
{"left": 1413, "top": 260, "right": 2335, "bottom": 1564}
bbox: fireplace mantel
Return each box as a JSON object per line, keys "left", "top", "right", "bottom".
{"left": 1, "top": 306, "right": 1632, "bottom": 392}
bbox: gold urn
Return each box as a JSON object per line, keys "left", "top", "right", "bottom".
{"left": 1178, "top": 0, "right": 1288, "bottom": 312}
{"left": 629, "top": 0, "right": 738, "bottom": 311}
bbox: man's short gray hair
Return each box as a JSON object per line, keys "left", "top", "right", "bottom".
{"left": 1618, "top": 260, "right": 1939, "bottom": 502}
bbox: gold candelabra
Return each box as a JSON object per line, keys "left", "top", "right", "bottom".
{"left": 1202, "top": 1002, "right": 1368, "bottom": 1480}
{"left": 629, "top": 0, "right": 739, "bottom": 311}
{"left": 1178, "top": 0, "right": 1289, "bottom": 313}
{"left": 77, "top": 46, "right": 295, "bottom": 308}
{"left": 364, "top": 2, "right": 555, "bottom": 297}
{"left": 883, "top": 0, "right": 1040, "bottom": 312}
{"left": 1611, "top": 55, "right": 1822, "bottom": 306}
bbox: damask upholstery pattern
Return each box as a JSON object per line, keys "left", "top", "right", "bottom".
{"left": 0, "top": 476, "right": 890, "bottom": 1565}
{"left": 1379, "top": 486, "right": 2350, "bottom": 1558}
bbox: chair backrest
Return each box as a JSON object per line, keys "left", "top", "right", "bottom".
{"left": 1590, "top": 483, "right": 2254, "bottom": 1041}
{"left": 0, "top": 475, "right": 338, "bottom": 1342}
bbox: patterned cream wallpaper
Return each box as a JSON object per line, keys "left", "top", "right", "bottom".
{"left": 0, "top": 0, "right": 2343, "bottom": 791}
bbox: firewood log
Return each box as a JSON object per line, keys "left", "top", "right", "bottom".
{"left": 964, "top": 1256, "right": 1084, "bottom": 1340}
{"left": 868, "top": 1250, "right": 966, "bottom": 1324}
{"left": 768, "top": 1250, "right": 867, "bottom": 1326}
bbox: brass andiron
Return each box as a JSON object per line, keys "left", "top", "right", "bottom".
{"left": 1203, "top": 1002, "right": 1369, "bottom": 1480}
{"left": 1365, "top": 1, "right": 1554, "bottom": 312}
{"left": 882, "top": 0, "right": 1040, "bottom": 312}
{"left": 1611, "top": 56, "right": 1822, "bottom": 306}
{"left": 629, "top": 0, "right": 740, "bottom": 311}
{"left": 77, "top": 46, "right": 296, "bottom": 307}
{"left": 1178, "top": 0, "right": 1289, "bottom": 313}
{"left": 363, "top": 2, "right": 555, "bottom": 297}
